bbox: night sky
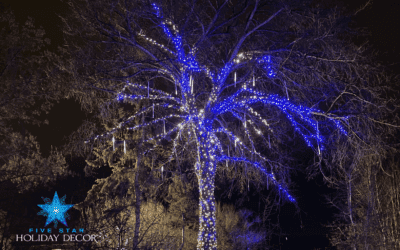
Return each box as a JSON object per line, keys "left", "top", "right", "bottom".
{"left": 1, "top": 0, "right": 399, "bottom": 249}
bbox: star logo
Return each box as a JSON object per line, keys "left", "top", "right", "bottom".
{"left": 37, "top": 192, "right": 74, "bottom": 228}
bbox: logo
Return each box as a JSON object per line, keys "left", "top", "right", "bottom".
{"left": 37, "top": 192, "right": 74, "bottom": 228}
{"left": 15, "top": 191, "right": 102, "bottom": 244}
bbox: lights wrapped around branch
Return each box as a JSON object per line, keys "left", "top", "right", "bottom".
{"left": 218, "top": 156, "right": 295, "bottom": 203}
{"left": 84, "top": 4, "right": 349, "bottom": 250}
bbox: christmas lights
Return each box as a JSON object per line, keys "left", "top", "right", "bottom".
{"left": 85, "top": 3, "right": 349, "bottom": 250}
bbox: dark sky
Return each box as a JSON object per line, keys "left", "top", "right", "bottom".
{"left": 2, "top": 0, "right": 399, "bottom": 249}
{"left": 1, "top": 0, "right": 400, "bottom": 58}
{"left": 0, "top": 0, "right": 68, "bottom": 52}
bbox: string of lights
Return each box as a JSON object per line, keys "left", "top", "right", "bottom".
{"left": 85, "top": 3, "right": 348, "bottom": 249}
{"left": 217, "top": 156, "right": 296, "bottom": 203}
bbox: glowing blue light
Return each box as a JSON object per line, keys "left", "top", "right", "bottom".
{"left": 37, "top": 192, "right": 74, "bottom": 228}
{"left": 85, "top": 3, "right": 350, "bottom": 249}
{"left": 257, "top": 55, "right": 276, "bottom": 78}
{"left": 218, "top": 156, "right": 295, "bottom": 203}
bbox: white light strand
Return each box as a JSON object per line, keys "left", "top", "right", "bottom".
{"left": 83, "top": 4, "right": 350, "bottom": 249}
{"left": 142, "top": 122, "right": 187, "bottom": 155}
{"left": 119, "top": 81, "right": 172, "bottom": 99}
{"left": 125, "top": 114, "right": 185, "bottom": 132}
{"left": 244, "top": 104, "right": 273, "bottom": 133}
{"left": 214, "top": 126, "right": 271, "bottom": 163}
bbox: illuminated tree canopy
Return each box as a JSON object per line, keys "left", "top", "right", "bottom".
{"left": 62, "top": 0, "right": 397, "bottom": 249}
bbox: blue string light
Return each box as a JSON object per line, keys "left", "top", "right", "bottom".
{"left": 217, "top": 156, "right": 296, "bottom": 203}
{"left": 257, "top": 55, "right": 276, "bottom": 78}
{"left": 85, "top": 3, "right": 349, "bottom": 249}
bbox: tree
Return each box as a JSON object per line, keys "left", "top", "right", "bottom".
{"left": 0, "top": 9, "right": 72, "bottom": 249}
{"left": 326, "top": 125, "right": 400, "bottom": 249}
{"left": 61, "top": 0, "right": 398, "bottom": 249}
{"left": 76, "top": 167, "right": 268, "bottom": 250}
{"left": 0, "top": 9, "right": 68, "bottom": 191}
{"left": 75, "top": 174, "right": 179, "bottom": 250}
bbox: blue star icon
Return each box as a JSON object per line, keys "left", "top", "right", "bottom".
{"left": 37, "top": 192, "right": 74, "bottom": 228}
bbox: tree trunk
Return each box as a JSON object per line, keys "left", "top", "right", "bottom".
{"left": 179, "top": 212, "right": 185, "bottom": 250}
{"left": 347, "top": 176, "right": 357, "bottom": 250}
{"left": 133, "top": 156, "right": 141, "bottom": 249}
{"left": 195, "top": 152, "right": 217, "bottom": 250}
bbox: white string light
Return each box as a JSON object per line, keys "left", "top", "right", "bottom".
{"left": 84, "top": 4, "right": 349, "bottom": 249}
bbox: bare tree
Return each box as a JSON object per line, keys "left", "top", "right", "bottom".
{"left": 60, "top": 0, "right": 399, "bottom": 249}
